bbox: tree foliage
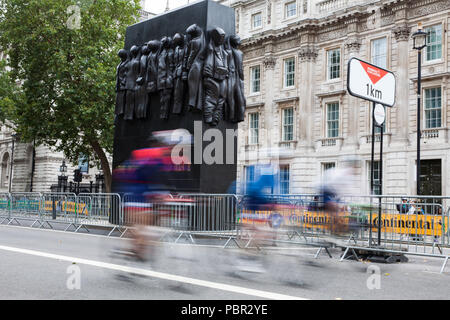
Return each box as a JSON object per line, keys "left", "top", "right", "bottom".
{"left": 0, "top": 0, "right": 140, "bottom": 191}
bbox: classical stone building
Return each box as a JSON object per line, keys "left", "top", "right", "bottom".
{"left": 218, "top": 0, "right": 450, "bottom": 196}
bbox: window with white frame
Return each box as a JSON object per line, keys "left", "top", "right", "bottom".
{"left": 251, "top": 12, "right": 262, "bottom": 29}
{"left": 279, "top": 165, "right": 290, "bottom": 194}
{"left": 282, "top": 108, "right": 294, "bottom": 141}
{"left": 245, "top": 165, "right": 255, "bottom": 193}
{"left": 425, "top": 25, "right": 442, "bottom": 62}
{"left": 284, "top": 57, "right": 295, "bottom": 87}
{"left": 250, "top": 65, "right": 261, "bottom": 93}
{"left": 248, "top": 112, "right": 259, "bottom": 145}
{"left": 368, "top": 160, "right": 381, "bottom": 195}
{"left": 326, "top": 102, "right": 339, "bottom": 138}
{"left": 424, "top": 87, "right": 441, "bottom": 129}
{"left": 285, "top": 1, "right": 296, "bottom": 18}
{"left": 371, "top": 37, "right": 387, "bottom": 69}
{"left": 322, "top": 162, "right": 335, "bottom": 176}
{"left": 327, "top": 48, "right": 340, "bottom": 80}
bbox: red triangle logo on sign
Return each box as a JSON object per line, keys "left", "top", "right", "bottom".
{"left": 359, "top": 61, "right": 388, "bottom": 85}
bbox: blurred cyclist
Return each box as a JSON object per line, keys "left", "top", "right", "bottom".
{"left": 113, "top": 133, "right": 178, "bottom": 262}
{"left": 317, "top": 156, "right": 361, "bottom": 238}
{"left": 234, "top": 164, "right": 280, "bottom": 273}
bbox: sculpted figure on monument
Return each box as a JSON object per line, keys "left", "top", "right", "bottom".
{"left": 124, "top": 45, "right": 140, "bottom": 121}
{"left": 185, "top": 24, "right": 206, "bottom": 113}
{"left": 224, "top": 36, "right": 236, "bottom": 122}
{"left": 203, "top": 27, "right": 229, "bottom": 126}
{"left": 115, "top": 49, "right": 129, "bottom": 119}
{"left": 146, "top": 40, "right": 160, "bottom": 95}
{"left": 157, "top": 36, "right": 174, "bottom": 120}
{"left": 228, "top": 35, "right": 246, "bottom": 123}
{"left": 172, "top": 33, "right": 187, "bottom": 115}
{"left": 135, "top": 44, "right": 150, "bottom": 119}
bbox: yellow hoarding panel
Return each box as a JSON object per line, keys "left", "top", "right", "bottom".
{"left": 40, "top": 201, "right": 89, "bottom": 215}
{"left": 239, "top": 210, "right": 447, "bottom": 236}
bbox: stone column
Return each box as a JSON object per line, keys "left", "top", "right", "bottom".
{"left": 392, "top": 22, "right": 411, "bottom": 144}
{"left": 263, "top": 51, "right": 276, "bottom": 149}
{"left": 344, "top": 32, "right": 362, "bottom": 149}
{"left": 298, "top": 42, "right": 318, "bottom": 150}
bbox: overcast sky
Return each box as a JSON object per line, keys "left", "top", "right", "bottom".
{"left": 144, "top": 0, "right": 192, "bottom": 14}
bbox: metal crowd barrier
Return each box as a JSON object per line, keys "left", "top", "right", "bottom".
{"left": 0, "top": 191, "right": 449, "bottom": 272}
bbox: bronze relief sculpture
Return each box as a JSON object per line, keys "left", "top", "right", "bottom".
{"left": 135, "top": 44, "right": 150, "bottom": 119}
{"left": 186, "top": 24, "right": 206, "bottom": 113}
{"left": 158, "top": 36, "right": 174, "bottom": 120}
{"left": 228, "top": 35, "right": 246, "bottom": 123}
{"left": 172, "top": 33, "right": 187, "bottom": 115}
{"left": 115, "top": 49, "right": 129, "bottom": 119}
{"left": 146, "top": 40, "right": 160, "bottom": 96}
{"left": 124, "top": 45, "right": 140, "bottom": 121}
{"left": 115, "top": 25, "right": 245, "bottom": 126}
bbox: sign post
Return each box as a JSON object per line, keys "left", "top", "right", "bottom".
{"left": 347, "top": 57, "right": 395, "bottom": 247}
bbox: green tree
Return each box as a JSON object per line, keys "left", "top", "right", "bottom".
{"left": 0, "top": 58, "right": 23, "bottom": 125}
{"left": 0, "top": 0, "right": 140, "bottom": 192}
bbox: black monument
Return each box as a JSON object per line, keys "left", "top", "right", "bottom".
{"left": 112, "top": 0, "right": 245, "bottom": 194}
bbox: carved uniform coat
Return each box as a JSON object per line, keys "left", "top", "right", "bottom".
{"left": 115, "top": 58, "right": 128, "bottom": 116}
{"left": 158, "top": 41, "right": 174, "bottom": 119}
{"left": 124, "top": 48, "right": 140, "bottom": 121}
{"left": 230, "top": 46, "right": 246, "bottom": 123}
{"left": 146, "top": 42, "right": 160, "bottom": 94}
{"left": 172, "top": 42, "right": 186, "bottom": 114}
{"left": 203, "top": 39, "right": 229, "bottom": 126}
{"left": 186, "top": 28, "right": 205, "bottom": 112}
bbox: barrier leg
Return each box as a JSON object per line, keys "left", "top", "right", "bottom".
{"left": 120, "top": 227, "right": 131, "bottom": 239}
{"left": 340, "top": 247, "right": 350, "bottom": 261}
{"left": 7, "top": 218, "right": 21, "bottom": 226}
{"left": 314, "top": 246, "right": 333, "bottom": 259}
{"left": 314, "top": 247, "right": 323, "bottom": 259}
{"left": 64, "top": 223, "right": 78, "bottom": 232}
{"left": 440, "top": 256, "right": 448, "bottom": 274}
{"left": 432, "top": 242, "right": 443, "bottom": 255}
{"left": 30, "top": 220, "right": 43, "bottom": 228}
{"left": 74, "top": 224, "right": 90, "bottom": 233}
{"left": 107, "top": 226, "right": 125, "bottom": 237}
{"left": 40, "top": 221, "right": 53, "bottom": 229}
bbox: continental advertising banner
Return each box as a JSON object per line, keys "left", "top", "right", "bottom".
{"left": 239, "top": 209, "right": 447, "bottom": 236}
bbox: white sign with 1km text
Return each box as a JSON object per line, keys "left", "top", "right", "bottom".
{"left": 347, "top": 57, "right": 396, "bottom": 107}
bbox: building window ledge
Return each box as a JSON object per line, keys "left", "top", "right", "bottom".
{"left": 419, "top": 127, "right": 448, "bottom": 142}
{"left": 361, "top": 133, "right": 392, "bottom": 144}
{"left": 278, "top": 140, "right": 297, "bottom": 149}
{"left": 317, "top": 137, "right": 343, "bottom": 147}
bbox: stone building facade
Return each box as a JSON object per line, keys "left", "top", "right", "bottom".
{"left": 218, "top": 0, "right": 450, "bottom": 196}
{"left": 0, "top": 123, "right": 106, "bottom": 193}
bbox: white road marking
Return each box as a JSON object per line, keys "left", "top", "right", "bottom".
{"left": 0, "top": 244, "right": 307, "bottom": 300}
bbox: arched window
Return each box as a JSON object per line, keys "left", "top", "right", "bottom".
{"left": 1, "top": 153, "right": 10, "bottom": 188}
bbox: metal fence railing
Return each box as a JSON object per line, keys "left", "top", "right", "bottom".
{"left": 0, "top": 192, "right": 449, "bottom": 272}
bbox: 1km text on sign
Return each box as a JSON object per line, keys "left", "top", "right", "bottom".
{"left": 347, "top": 57, "right": 396, "bottom": 107}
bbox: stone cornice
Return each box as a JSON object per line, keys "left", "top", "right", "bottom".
{"left": 246, "top": 102, "right": 265, "bottom": 109}
{"left": 274, "top": 96, "right": 299, "bottom": 104}
{"left": 240, "top": 0, "right": 449, "bottom": 50}
{"left": 392, "top": 23, "right": 410, "bottom": 41}
{"left": 410, "top": 72, "right": 450, "bottom": 82}
{"left": 298, "top": 45, "right": 318, "bottom": 62}
{"left": 316, "top": 90, "right": 346, "bottom": 99}
{"left": 263, "top": 55, "right": 276, "bottom": 69}
{"left": 345, "top": 37, "right": 361, "bottom": 53}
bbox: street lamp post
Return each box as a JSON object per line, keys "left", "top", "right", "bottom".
{"left": 412, "top": 23, "right": 427, "bottom": 196}
{"left": 59, "top": 159, "right": 68, "bottom": 192}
